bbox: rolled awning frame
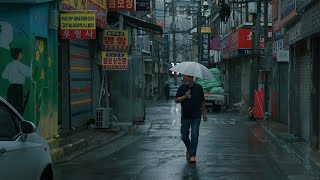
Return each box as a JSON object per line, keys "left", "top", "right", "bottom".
{"left": 107, "top": 11, "right": 163, "bottom": 35}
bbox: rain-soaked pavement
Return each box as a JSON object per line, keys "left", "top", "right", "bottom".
{"left": 54, "top": 101, "right": 317, "bottom": 180}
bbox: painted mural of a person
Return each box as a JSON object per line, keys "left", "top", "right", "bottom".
{"left": 2, "top": 48, "right": 32, "bottom": 114}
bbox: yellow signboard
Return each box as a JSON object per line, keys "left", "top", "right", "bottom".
{"left": 103, "top": 30, "right": 129, "bottom": 51}
{"left": 60, "top": 13, "right": 96, "bottom": 30}
{"left": 89, "top": 0, "right": 107, "bottom": 10}
{"left": 102, "top": 51, "right": 128, "bottom": 70}
{"left": 61, "top": 0, "right": 87, "bottom": 10}
{"left": 201, "top": 27, "right": 211, "bottom": 33}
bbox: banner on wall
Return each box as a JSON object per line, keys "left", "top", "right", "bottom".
{"left": 102, "top": 51, "right": 128, "bottom": 70}
{"left": 60, "top": 13, "right": 96, "bottom": 39}
{"left": 108, "top": 0, "right": 136, "bottom": 11}
{"left": 102, "top": 30, "right": 129, "bottom": 51}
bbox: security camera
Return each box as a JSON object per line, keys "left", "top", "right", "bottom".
{"left": 203, "top": 0, "right": 209, "bottom": 10}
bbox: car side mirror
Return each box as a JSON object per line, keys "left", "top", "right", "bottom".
{"left": 20, "top": 121, "right": 36, "bottom": 134}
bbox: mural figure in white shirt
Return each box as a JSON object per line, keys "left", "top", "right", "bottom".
{"left": 2, "top": 48, "right": 32, "bottom": 114}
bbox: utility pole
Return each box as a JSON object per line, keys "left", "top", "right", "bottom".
{"left": 263, "top": 0, "right": 269, "bottom": 113}
{"left": 197, "top": 0, "right": 202, "bottom": 64}
{"left": 249, "top": 0, "right": 261, "bottom": 107}
{"left": 172, "top": 0, "right": 177, "bottom": 85}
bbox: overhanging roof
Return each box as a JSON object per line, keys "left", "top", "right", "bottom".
{"left": 108, "top": 11, "right": 163, "bottom": 35}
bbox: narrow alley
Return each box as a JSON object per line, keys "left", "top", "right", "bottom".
{"left": 54, "top": 101, "right": 317, "bottom": 180}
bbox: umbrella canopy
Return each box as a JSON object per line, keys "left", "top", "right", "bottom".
{"left": 169, "top": 61, "right": 216, "bottom": 80}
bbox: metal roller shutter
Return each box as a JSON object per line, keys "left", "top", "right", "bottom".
{"left": 299, "top": 55, "right": 311, "bottom": 141}
{"left": 69, "top": 40, "right": 92, "bottom": 127}
{"left": 229, "top": 61, "right": 242, "bottom": 104}
{"left": 278, "top": 63, "right": 289, "bottom": 124}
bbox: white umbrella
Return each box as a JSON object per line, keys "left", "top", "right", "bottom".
{"left": 169, "top": 61, "right": 216, "bottom": 80}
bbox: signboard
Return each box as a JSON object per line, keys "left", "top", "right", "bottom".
{"left": 277, "top": 50, "right": 289, "bottom": 62}
{"left": 238, "top": 29, "right": 268, "bottom": 49}
{"left": 60, "top": 13, "right": 96, "bottom": 39}
{"left": 136, "top": 0, "right": 150, "bottom": 11}
{"left": 200, "top": 28, "right": 210, "bottom": 66}
{"left": 280, "top": 0, "right": 295, "bottom": 23}
{"left": 61, "top": 0, "right": 86, "bottom": 10}
{"left": 201, "top": 27, "right": 211, "bottom": 33}
{"left": 87, "top": 1, "right": 107, "bottom": 29}
{"left": 61, "top": 0, "right": 107, "bottom": 29}
{"left": 103, "top": 30, "right": 129, "bottom": 51}
{"left": 89, "top": 0, "right": 107, "bottom": 10}
{"left": 102, "top": 51, "right": 128, "bottom": 70}
{"left": 210, "top": 38, "right": 222, "bottom": 51}
{"left": 108, "top": 0, "right": 135, "bottom": 11}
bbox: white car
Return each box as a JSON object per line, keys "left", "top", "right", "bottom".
{"left": 0, "top": 97, "right": 53, "bottom": 180}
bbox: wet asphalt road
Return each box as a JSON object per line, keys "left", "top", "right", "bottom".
{"left": 54, "top": 101, "right": 317, "bottom": 180}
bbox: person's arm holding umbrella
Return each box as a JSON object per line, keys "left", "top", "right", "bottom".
{"left": 175, "top": 86, "right": 190, "bottom": 103}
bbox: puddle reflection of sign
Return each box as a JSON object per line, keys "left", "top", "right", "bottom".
{"left": 103, "top": 30, "right": 129, "bottom": 51}
{"left": 60, "top": 13, "right": 96, "bottom": 39}
{"left": 102, "top": 51, "right": 128, "bottom": 70}
{"left": 108, "top": 0, "right": 135, "bottom": 11}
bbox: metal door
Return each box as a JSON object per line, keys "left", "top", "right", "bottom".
{"left": 69, "top": 40, "right": 92, "bottom": 127}
{"left": 299, "top": 54, "right": 311, "bottom": 142}
{"left": 278, "top": 63, "right": 289, "bottom": 124}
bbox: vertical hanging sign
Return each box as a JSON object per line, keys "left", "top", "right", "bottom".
{"left": 200, "top": 27, "right": 211, "bottom": 66}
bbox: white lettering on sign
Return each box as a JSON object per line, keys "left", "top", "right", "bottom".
{"left": 277, "top": 50, "right": 289, "bottom": 62}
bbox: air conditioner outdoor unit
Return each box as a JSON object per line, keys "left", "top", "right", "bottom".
{"left": 95, "top": 108, "right": 112, "bottom": 128}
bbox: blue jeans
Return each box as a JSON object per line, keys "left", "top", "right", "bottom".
{"left": 180, "top": 117, "right": 201, "bottom": 157}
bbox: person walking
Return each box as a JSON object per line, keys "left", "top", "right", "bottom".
{"left": 2, "top": 48, "right": 32, "bottom": 114}
{"left": 175, "top": 75, "right": 207, "bottom": 163}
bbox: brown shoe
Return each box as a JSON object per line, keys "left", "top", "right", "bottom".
{"left": 186, "top": 151, "right": 190, "bottom": 159}
{"left": 190, "top": 157, "right": 196, "bottom": 163}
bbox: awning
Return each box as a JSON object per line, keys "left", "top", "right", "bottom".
{"left": 108, "top": 12, "right": 163, "bottom": 35}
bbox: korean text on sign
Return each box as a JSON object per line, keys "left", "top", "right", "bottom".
{"left": 103, "top": 30, "right": 129, "bottom": 51}
{"left": 101, "top": 51, "right": 128, "bottom": 70}
{"left": 60, "top": 13, "right": 96, "bottom": 39}
{"left": 108, "top": 0, "right": 135, "bottom": 11}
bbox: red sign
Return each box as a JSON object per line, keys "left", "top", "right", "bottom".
{"left": 103, "top": 30, "right": 129, "bottom": 51}
{"left": 60, "top": 30, "right": 96, "bottom": 39}
{"left": 108, "top": 0, "right": 135, "bottom": 11}
{"left": 210, "top": 39, "right": 222, "bottom": 51}
{"left": 238, "top": 29, "right": 272, "bottom": 49}
{"left": 87, "top": 1, "right": 107, "bottom": 29}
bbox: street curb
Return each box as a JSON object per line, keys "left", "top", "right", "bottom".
{"left": 262, "top": 126, "right": 320, "bottom": 178}
{"left": 53, "top": 121, "right": 152, "bottom": 164}
{"left": 51, "top": 139, "right": 88, "bottom": 162}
